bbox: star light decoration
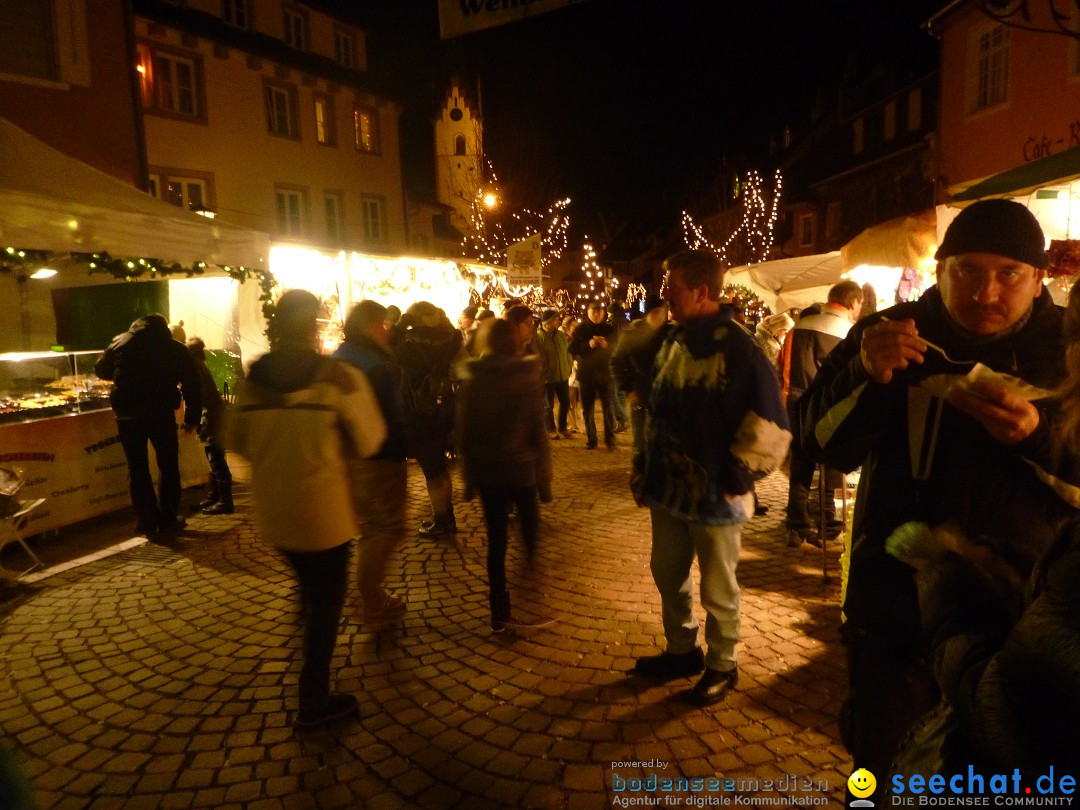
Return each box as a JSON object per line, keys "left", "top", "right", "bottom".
{"left": 460, "top": 161, "right": 571, "bottom": 270}
{"left": 681, "top": 169, "right": 783, "bottom": 268}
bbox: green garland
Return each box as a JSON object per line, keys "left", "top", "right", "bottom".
{"left": 723, "top": 283, "right": 771, "bottom": 324}
{"left": 3, "top": 246, "right": 279, "bottom": 341}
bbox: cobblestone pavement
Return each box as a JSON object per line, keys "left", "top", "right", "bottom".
{"left": 0, "top": 438, "right": 851, "bottom": 809}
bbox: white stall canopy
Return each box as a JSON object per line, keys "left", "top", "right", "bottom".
{"left": 726, "top": 252, "right": 843, "bottom": 313}
{"left": 0, "top": 117, "right": 267, "bottom": 268}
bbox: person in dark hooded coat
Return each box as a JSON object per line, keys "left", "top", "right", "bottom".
{"left": 456, "top": 318, "right": 552, "bottom": 631}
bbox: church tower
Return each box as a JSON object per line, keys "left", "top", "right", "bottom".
{"left": 434, "top": 79, "right": 483, "bottom": 239}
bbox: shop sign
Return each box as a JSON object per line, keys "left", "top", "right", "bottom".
{"left": 506, "top": 233, "right": 543, "bottom": 287}
{"left": 0, "top": 410, "right": 208, "bottom": 535}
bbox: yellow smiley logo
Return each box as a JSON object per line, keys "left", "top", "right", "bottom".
{"left": 848, "top": 768, "right": 876, "bottom": 798}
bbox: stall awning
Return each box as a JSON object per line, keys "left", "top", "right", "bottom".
{"left": 841, "top": 209, "right": 938, "bottom": 272}
{"left": 0, "top": 117, "right": 268, "bottom": 268}
{"left": 726, "top": 252, "right": 843, "bottom": 312}
{"left": 949, "top": 147, "right": 1080, "bottom": 204}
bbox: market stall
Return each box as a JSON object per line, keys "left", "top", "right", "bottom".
{"left": 725, "top": 251, "right": 843, "bottom": 313}
{"left": 0, "top": 117, "right": 268, "bottom": 535}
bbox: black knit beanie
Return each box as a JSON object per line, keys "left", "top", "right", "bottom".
{"left": 935, "top": 199, "right": 1049, "bottom": 269}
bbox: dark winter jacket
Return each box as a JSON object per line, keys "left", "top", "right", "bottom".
{"left": 334, "top": 336, "right": 408, "bottom": 461}
{"left": 799, "top": 285, "right": 1080, "bottom": 653}
{"left": 912, "top": 521, "right": 1080, "bottom": 774}
{"left": 611, "top": 319, "right": 672, "bottom": 402}
{"left": 394, "top": 320, "right": 463, "bottom": 445}
{"left": 95, "top": 314, "right": 201, "bottom": 425}
{"left": 456, "top": 355, "right": 551, "bottom": 493}
{"left": 569, "top": 318, "right": 617, "bottom": 386}
{"left": 636, "top": 308, "right": 791, "bottom": 525}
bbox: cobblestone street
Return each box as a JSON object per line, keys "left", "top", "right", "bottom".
{"left": 0, "top": 439, "right": 850, "bottom": 809}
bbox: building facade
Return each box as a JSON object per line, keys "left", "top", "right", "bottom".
{"left": 0, "top": 0, "right": 144, "bottom": 184}
{"left": 132, "top": 0, "right": 407, "bottom": 253}
{"left": 932, "top": 1, "right": 1080, "bottom": 194}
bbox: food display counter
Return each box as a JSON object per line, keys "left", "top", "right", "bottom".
{"left": 0, "top": 351, "right": 208, "bottom": 535}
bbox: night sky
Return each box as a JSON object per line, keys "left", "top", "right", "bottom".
{"left": 347, "top": 0, "right": 946, "bottom": 240}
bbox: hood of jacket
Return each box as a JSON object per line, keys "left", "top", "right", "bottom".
{"left": 248, "top": 345, "right": 322, "bottom": 393}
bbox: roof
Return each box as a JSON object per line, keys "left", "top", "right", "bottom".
{"left": 949, "top": 146, "right": 1080, "bottom": 203}
{"left": 0, "top": 117, "right": 268, "bottom": 267}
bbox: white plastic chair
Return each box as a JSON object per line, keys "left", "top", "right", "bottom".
{"left": 0, "top": 498, "right": 46, "bottom": 580}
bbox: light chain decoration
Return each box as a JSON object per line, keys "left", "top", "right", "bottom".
{"left": 682, "top": 169, "right": 784, "bottom": 268}
{"left": 460, "top": 160, "right": 571, "bottom": 269}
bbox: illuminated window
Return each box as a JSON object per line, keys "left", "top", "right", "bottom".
{"left": 325, "top": 193, "right": 343, "bottom": 241}
{"left": 275, "top": 186, "right": 307, "bottom": 238}
{"left": 314, "top": 93, "right": 336, "bottom": 145}
{"left": 222, "top": 0, "right": 248, "bottom": 29}
{"left": 361, "top": 196, "right": 385, "bottom": 242}
{"left": 354, "top": 105, "right": 378, "bottom": 153}
{"left": 264, "top": 81, "right": 300, "bottom": 139}
{"left": 335, "top": 27, "right": 355, "bottom": 68}
{"left": 971, "top": 24, "right": 1009, "bottom": 111}
{"left": 283, "top": 5, "right": 306, "bottom": 50}
{"left": 137, "top": 43, "right": 202, "bottom": 119}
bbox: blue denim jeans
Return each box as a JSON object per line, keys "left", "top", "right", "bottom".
{"left": 649, "top": 507, "right": 743, "bottom": 670}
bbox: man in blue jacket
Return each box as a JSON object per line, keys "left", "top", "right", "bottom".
{"left": 335, "top": 300, "right": 410, "bottom": 626}
{"left": 632, "top": 250, "right": 791, "bottom": 706}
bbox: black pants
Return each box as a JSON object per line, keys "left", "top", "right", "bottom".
{"left": 204, "top": 439, "right": 232, "bottom": 485}
{"left": 544, "top": 381, "right": 570, "bottom": 433}
{"left": 578, "top": 378, "right": 616, "bottom": 446}
{"left": 116, "top": 412, "right": 180, "bottom": 533}
{"left": 281, "top": 542, "right": 350, "bottom": 713}
{"left": 479, "top": 485, "right": 539, "bottom": 595}
{"left": 841, "top": 629, "right": 939, "bottom": 799}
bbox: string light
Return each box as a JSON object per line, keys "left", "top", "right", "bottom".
{"left": 460, "top": 159, "right": 571, "bottom": 268}
{"left": 624, "top": 282, "right": 646, "bottom": 312}
{"left": 682, "top": 169, "right": 783, "bottom": 268}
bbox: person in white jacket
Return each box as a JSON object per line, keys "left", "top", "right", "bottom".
{"left": 227, "top": 289, "right": 386, "bottom": 729}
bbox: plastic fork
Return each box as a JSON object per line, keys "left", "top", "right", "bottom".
{"left": 879, "top": 317, "right": 973, "bottom": 366}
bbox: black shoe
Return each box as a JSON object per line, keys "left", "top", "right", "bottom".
{"left": 295, "top": 692, "right": 359, "bottom": 729}
{"left": 201, "top": 502, "right": 234, "bottom": 515}
{"left": 585, "top": 442, "right": 598, "bottom": 450}
{"left": 159, "top": 517, "right": 187, "bottom": 533}
{"left": 418, "top": 520, "right": 456, "bottom": 538}
{"left": 754, "top": 504, "right": 769, "bottom": 517}
{"left": 632, "top": 648, "right": 705, "bottom": 681}
{"left": 605, "top": 441, "right": 616, "bottom": 451}
{"left": 690, "top": 667, "right": 738, "bottom": 707}
{"left": 196, "top": 497, "right": 219, "bottom": 511}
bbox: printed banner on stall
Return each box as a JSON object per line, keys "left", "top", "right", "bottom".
{"left": 438, "top": 0, "right": 588, "bottom": 39}
{"left": 0, "top": 409, "right": 208, "bottom": 536}
{"left": 506, "top": 232, "right": 543, "bottom": 287}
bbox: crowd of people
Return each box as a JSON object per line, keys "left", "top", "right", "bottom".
{"left": 95, "top": 200, "right": 1079, "bottom": 780}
